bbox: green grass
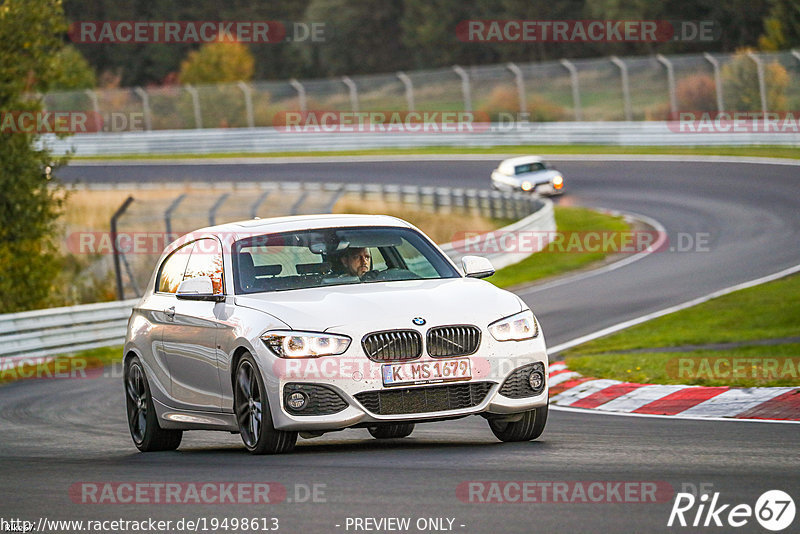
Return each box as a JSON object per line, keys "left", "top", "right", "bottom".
{"left": 566, "top": 345, "right": 800, "bottom": 388}
{"left": 71, "top": 145, "right": 800, "bottom": 161}
{"left": 563, "top": 274, "right": 800, "bottom": 387}
{"left": 489, "top": 206, "right": 631, "bottom": 289}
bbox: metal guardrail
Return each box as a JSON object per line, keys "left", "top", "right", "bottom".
{"left": 0, "top": 299, "right": 137, "bottom": 364}
{"left": 41, "top": 121, "right": 800, "bottom": 157}
{"left": 0, "top": 196, "right": 555, "bottom": 365}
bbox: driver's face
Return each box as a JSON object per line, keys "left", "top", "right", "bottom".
{"left": 342, "top": 248, "right": 371, "bottom": 277}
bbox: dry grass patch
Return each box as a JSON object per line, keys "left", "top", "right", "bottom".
{"left": 332, "top": 195, "right": 507, "bottom": 244}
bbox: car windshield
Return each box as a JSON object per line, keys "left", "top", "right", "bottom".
{"left": 232, "top": 226, "right": 460, "bottom": 294}
{"left": 515, "top": 162, "right": 546, "bottom": 174}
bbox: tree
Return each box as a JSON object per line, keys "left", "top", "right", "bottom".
{"left": 0, "top": 0, "right": 73, "bottom": 312}
{"left": 50, "top": 45, "right": 97, "bottom": 91}
{"left": 759, "top": 0, "right": 800, "bottom": 50}
{"left": 721, "top": 48, "right": 789, "bottom": 110}
{"left": 178, "top": 41, "right": 255, "bottom": 84}
{"left": 302, "top": 0, "right": 410, "bottom": 76}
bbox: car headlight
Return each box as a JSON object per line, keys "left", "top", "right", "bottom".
{"left": 488, "top": 310, "right": 539, "bottom": 341}
{"left": 261, "top": 331, "right": 351, "bottom": 358}
{"left": 552, "top": 175, "right": 564, "bottom": 189}
{"left": 521, "top": 181, "right": 534, "bottom": 191}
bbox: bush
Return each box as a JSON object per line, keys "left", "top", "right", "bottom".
{"left": 676, "top": 73, "right": 718, "bottom": 112}
{"left": 721, "top": 48, "right": 789, "bottom": 111}
{"left": 178, "top": 42, "right": 255, "bottom": 85}
{"left": 479, "top": 86, "right": 567, "bottom": 122}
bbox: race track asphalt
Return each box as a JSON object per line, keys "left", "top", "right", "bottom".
{"left": 1, "top": 157, "right": 797, "bottom": 533}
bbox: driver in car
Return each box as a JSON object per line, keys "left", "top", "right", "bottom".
{"left": 339, "top": 247, "right": 372, "bottom": 279}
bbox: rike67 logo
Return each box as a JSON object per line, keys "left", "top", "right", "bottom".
{"left": 668, "top": 490, "right": 795, "bottom": 531}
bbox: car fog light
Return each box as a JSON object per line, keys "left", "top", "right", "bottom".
{"left": 528, "top": 370, "right": 544, "bottom": 391}
{"left": 287, "top": 391, "right": 308, "bottom": 410}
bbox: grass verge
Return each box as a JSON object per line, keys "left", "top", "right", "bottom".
{"left": 489, "top": 206, "right": 631, "bottom": 289}
{"left": 71, "top": 145, "right": 800, "bottom": 161}
{"left": 563, "top": 274, "right": 800, "bottom": 387}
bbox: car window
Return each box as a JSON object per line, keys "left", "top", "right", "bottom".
{"left": 233, "top": 226, "right": 459, "bottom": 294}
{"left": 156, "top": 242, "right": 193, "bottom": 293}
{"left": 183, "top": 238, "right": 224, "bottom": 294}
{"left": 515, "top": 162, "right": 545, "bottom": 174}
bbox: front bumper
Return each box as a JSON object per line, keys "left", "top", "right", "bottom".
{"left": 260, "top": 340, "right": 549, "bottom": 431}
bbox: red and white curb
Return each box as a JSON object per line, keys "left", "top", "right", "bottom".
{"left": 548, "top": 361, "right": 800, "bottom": 421}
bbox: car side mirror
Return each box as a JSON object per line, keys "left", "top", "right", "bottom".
{"left": 176, "top": 276, "right": 224, "bottom": 302}
{"left": 462, "top": 256, "right": 495, "bottom": 279}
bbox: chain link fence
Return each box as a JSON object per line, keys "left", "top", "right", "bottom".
{"left": 42, "top": 50, "right": 800, "bottom": 130}
{"left": 87, "top": 182, "right": 542, "bottom": 300}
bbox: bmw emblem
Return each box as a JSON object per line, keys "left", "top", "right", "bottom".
{"left": 412, "top": 317, "right": 426, "bottom": 326}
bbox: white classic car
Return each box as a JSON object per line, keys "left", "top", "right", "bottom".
{"left": 491, "top": 156, "right": 565, "bottom": 196}
{"left": 124, "top": 214, "right": 549, "bottom": 454}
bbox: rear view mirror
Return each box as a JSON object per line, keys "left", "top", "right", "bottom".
{"left": 462, "top": 256, "right": 495, "bottom": 279}
{"left": 176, "top": 276, "right": 224, "bottom": 302}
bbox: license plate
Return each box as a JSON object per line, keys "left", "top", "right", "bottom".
{"left": 382, "top": 359, "right": 472, "bottom": 387}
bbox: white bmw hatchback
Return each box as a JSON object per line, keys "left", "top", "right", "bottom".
{"left": 124, "top": 214, "right": 549, "bottom": 454}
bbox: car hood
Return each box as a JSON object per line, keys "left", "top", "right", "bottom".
{"left": 234, "top": 277, "right": 524, "bottom": 334}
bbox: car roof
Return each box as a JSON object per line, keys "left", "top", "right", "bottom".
{"left": 170, "top": 214, "right": 413, "bottom": 252}
{"left": 497, "top": 156, "right": 544, "bottom": 174}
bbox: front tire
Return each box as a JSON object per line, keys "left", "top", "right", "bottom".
{"left": 234, "top": 353, "right": 297, "bottom": 454}
{"left": 368, "top": 423, "right": 415, "bottom": 439}
{"left": 124, "top": 356, "right": 182, "bottom": 452}
{"left": 488, "top": 403, "right": 548, "bottom": 442}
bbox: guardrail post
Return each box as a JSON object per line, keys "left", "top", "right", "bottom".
{"left": 452, "top": 65, "right": 472, "bottom": 112}
{"left": 506, "top": 62, "right": 527, "bottom": 114}
{"left": 323, "top": 184, "right": 345, "bottom": 212}
{"left": 342, "top": 76, "right": 359, "bottom": 113}
{"left": 290, "top": 79, "right": 307, "bottom": 112}
{"left": 290, "top": 188, "right": 310, "bottom": 215}
{"left": 432, "top": 190, "right": 441, "bottom": 213}
{"left": 250, "top": 190, "right": 271, "bottom": 218}
{"left": 133, "top": 87, "right": 152, "bottom": 130}
{"left": 747, "top": 51, "right": 768, "bottom": 116}
{"left": 84, "top": 89, "right": 103, "bottom": 132}
{"left": 610, "top": 56, "right": 632, "bottom": 121}
{"left": 185, "top": 85, "right": 203, "bottom": 129}
{"left": 450, "top": 188, "right": 459, "bottom": 213}
{"left": 703, "top": 52, "right": 725, "bottom": 112}
{"left": 559, "top": 59, "right": 582, "bottom": 121}
{"left": 396, "top": 71, "right": 415, "bottom": 111}
{"left": 209, "top": 193, "right": 230, "bottom": 226}
{"left": 657, "top": 54, "right": 677, "bottom": 118}
{"left": 111, "top": 196, "right": 135, "bottom": 301}
{"left": 237, "top": 81, "right": 255, "bottom": 128}
{"left": 164, "top": 193, "right": 187, "bottom": 239}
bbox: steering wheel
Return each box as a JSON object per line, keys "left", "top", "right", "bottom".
{"left": 360, "top": 269, "right": 380, "bottom": 281}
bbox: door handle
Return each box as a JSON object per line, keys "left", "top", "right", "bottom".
{"left": 165, "top": 306, "right": 175, "bottom": 320}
